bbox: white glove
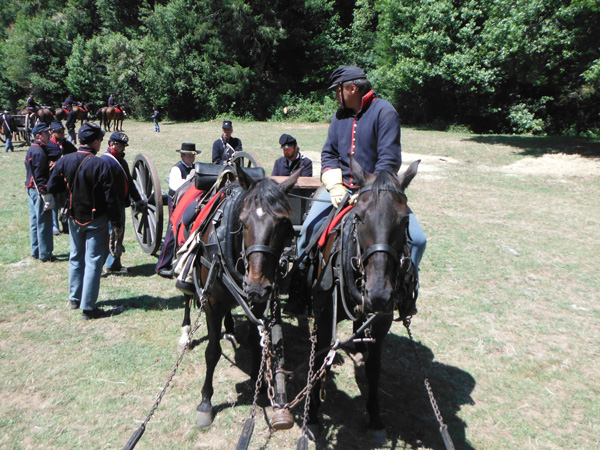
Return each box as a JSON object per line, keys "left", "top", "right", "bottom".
{"left": 186, "top": 168, "right": 196, "bottom": 180}
{"left": 321, "top": 169, "right": 347, "bottom": 208}
{"left": 41, "top": 193, "right": 55, "bottom": 211}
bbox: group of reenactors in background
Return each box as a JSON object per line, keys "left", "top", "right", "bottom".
{"left": 20, "top": 65, "right": 428, "bottom": 320}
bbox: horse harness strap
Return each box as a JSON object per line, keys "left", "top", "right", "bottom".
{"left": 244, "top": 244, "right": 280, "bottom": 258}
{"left": 360, "top": 243, "right": 399, "bottom": 265}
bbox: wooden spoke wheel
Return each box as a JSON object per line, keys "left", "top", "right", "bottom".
{"left": 231, "top": 150, "right": 262, "bottom": 169}
{"left": 131, "top": 153, "right": 164, "bottom": 255}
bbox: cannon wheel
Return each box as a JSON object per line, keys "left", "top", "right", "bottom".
{"left": 231, "top": 150, "right": 262, "bottom": 169}
{"left": 0, "top": 123, "right": 5, "bottom": 143}
{"left": 131, "top": 153, "right": 164, "bottom": 255}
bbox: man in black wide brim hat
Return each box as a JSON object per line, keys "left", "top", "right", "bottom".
{"left": 155, "top": 142, "right": 201, "bottom": 278}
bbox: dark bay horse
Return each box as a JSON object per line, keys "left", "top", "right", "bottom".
{"left": 36, "top": 107, "right": 55, "bottom": 125}
{"left": 178, "top": 165, "right": 301, "bottom": 430}
{"left": 306, "top": 157, "right": 420, "bottom": 444}
{"left": 98, "top": 104, "right": 128, "bottom": 131}
{"left": 54, "top": 103, "right": 94, "bottom": 124}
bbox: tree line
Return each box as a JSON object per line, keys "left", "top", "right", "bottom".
{"left": 1, "top": 0, "right": 598, "bottom": 135}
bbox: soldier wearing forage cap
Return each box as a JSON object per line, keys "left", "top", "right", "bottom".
{"left": 101, "top": 132, "right": 144, "bottom": 275}
{"left": 211, "top": 120, "right": 243, "bottom": 164}
{"left": 156, "top": 143, "right": 201, "bottom": 277}
{"left": 46, "top": 121, "right": 77, "bottom": 162}
{"left": 46, "top": 120, "right": 77, "bottom": 235}
{"left": 48, "top": 122, "right": 122, "bottom": 320}
{"left": 288, "top": 65, "right": 427, "bottom": 315}
{"left": 25, "top": 122, "right": 55, "bottom": 262}
{"left": 272, "top": 133, "right": 313, "bottom": 177}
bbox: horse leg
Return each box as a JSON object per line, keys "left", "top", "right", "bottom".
{"left": 223, "top": 310, "right": 238, "bottom": 347}
{"left": 178, "top": 294, "right": 193, "bottom": 353}
{"left": 196, "top": 297, "right": 226, "bottom": 428}
{"left": 364, "top": 316, "right": 392, "bottom": 445}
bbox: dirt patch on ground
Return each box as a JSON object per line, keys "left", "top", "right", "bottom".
{"left": 497, "top": 153, "right": 600, "bottom": 177}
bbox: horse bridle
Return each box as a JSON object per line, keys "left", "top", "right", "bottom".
{"left": 354, "top": 185, "right": 412, "bottom": 272}
{"left": 240, "top": 218, "right": 294, "bottom": 282}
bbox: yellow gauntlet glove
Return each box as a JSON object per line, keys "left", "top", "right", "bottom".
{"left": 321, "top": 169, "right": 347, "bottom": 208}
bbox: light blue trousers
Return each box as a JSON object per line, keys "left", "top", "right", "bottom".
{"left": 297, "top": 188, "right": 427, "bottom": 272}
{"left": 68, "top": 215, "right": 109, "bottom": 311}
{"left": 28, "top": 188, "right": 54, "bottom": 260}
{"left": 4, "top": 135, "right": 13, "bottom": 152}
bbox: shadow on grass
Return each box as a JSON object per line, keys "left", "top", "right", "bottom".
{"left": 305, "top": 333, "right": 476, "bottom": 450}
{"left": 100, "top": 262, "right": 159, "bottom": 278}
{"left": 465, "top": 134, "right": 600, "bottom": 158}
{"left": 97, "top": 293, "right": 185, "bottom": 311}
{"left": 174, "top": 311, "right": 476, "bottom": 449}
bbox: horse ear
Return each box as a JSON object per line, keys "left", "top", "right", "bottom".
{"left": 398, "top": 160, "right": 420, "bottom": 191}
{"left": 349, "top": 154, "right": 376, "bottom": 187}
{"left": 235, "top": 161, "right": 254, "bottom": 191}
{"left": 278, "top": 168, "right": 302, "bottom": 194}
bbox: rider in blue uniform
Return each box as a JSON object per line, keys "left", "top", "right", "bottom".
{"left": 48, "top": 122, "right": 122, "bottom": 320}
{"left": 290, "top": 66, "right": 427, "bottom": 314}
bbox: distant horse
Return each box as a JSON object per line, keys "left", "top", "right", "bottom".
{"left": 54, "top": 103, "right": 94, "bottom": 125}
{"left": 177, "top": 164, "right": 301, "bottom": 430}
{"left": 98, "top": 104, "right": 128, "bottom": 131}
{"left": 305, "top": 156, "right": 420, "bottom": 444}
{"left": 36, "top": 107, "right": 55, "bottom": 125}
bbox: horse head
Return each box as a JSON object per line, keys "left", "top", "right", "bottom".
{"left": 236, "top": 164, "right": 301, "bottom": 303}
{"left": 349, "top": 156, "right": 420, "bottom": 314}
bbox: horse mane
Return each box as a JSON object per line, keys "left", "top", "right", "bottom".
{"left": 241, "top": 177, "right": 292, "bottom": 218}
{"left": 370, "top": 170, "right": 405, "bottom": 202}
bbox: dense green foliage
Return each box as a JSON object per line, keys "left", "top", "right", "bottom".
{"left": 1, "top": 0, "right": 599, "bottom": 134}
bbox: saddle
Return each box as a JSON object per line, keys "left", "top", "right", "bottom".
{"left": 174, "top": 164, "right": 266, "bottom": 293}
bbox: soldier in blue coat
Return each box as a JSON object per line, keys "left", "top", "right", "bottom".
{"left": 101, "top": 132, "right": 144, "bottom": 274}
{"left": 48, "top": 122, "right": 122, "bottom": 320}
{"left": 1, "top": 108, "right": 17, "bottom": 152}
{"left": 272, "top": 134, "right": 313, "bottom": 177}
{"left": 25, "top": 123, "right": 55, "bottom": 262}
{"left": 212, "top": 120, "right": 242, "bottom": 164}
{"left": 46, "top": 120, "right": 77, "bottom": 234}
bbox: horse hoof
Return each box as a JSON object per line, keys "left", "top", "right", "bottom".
{"left": 196, "top": 410, "right": 213, "bottom": 429}
{"left": 177, "top": 338, "right": 189, "bottom": 354}
{"left": 368, "top": 428, "right": 387, "bottom": 447}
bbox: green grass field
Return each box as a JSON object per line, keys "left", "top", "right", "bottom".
{"left": 0, "top": 120, "right": 598, "bottom": 449}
